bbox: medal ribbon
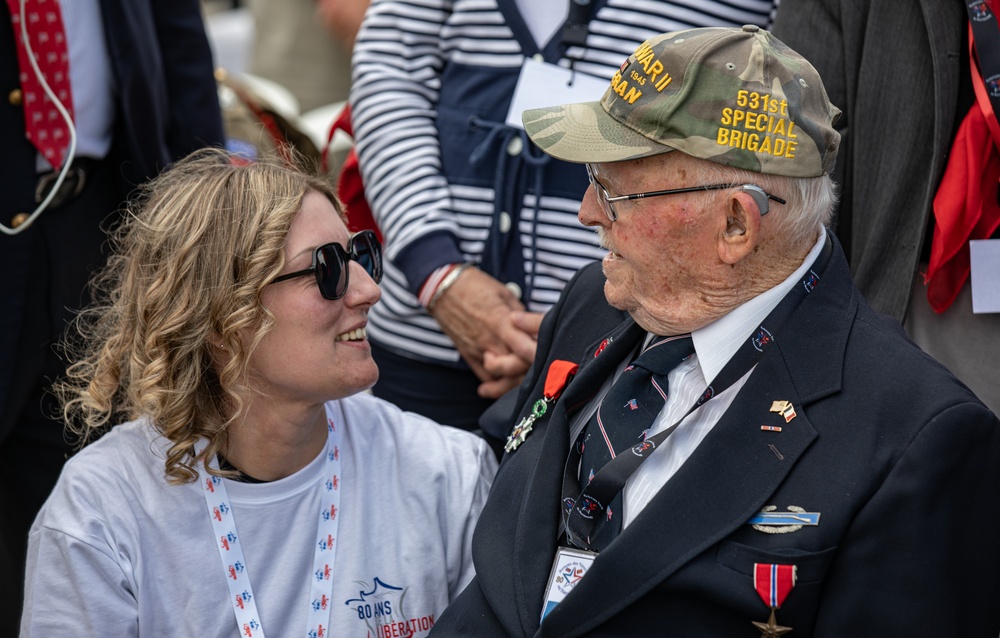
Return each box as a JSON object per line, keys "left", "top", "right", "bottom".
{"left": 560, "top": 237, "right": 833, "bottom": 551}
{"left": 753, "top": 563, "right": 797, "bottom": 608}
{"left": 201, "top": 417, "right": 342, "bottom": 638}
{"left": 505, "top": 360, "right": 579, "bottom": 453}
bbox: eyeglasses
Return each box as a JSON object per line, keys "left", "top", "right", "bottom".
{"left": 585, "top": 164, "right": 786, "bottom": 222}
{"left": 270, "top": 229, "right": 383, "bottom": 300}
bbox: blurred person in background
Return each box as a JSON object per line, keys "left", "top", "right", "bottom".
{"left": 247, "top": 0, "right": 365, "bottom": 113}
{"left": 0, "top": 0, "right": 224, "bottom": 631}
{"left": 772, "top": 0, "right": 1000, "bottom": 414}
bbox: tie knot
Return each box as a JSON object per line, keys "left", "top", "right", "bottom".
{"left": 632, "top": 335, "right": 695, "bottom": 376}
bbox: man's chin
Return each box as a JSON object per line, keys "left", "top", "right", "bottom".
{"left": 602, "top": 280, "right": 632, "bottom": 313}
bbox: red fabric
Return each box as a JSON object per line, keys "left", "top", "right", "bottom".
{"left": 329, "top": 105, "right": 381, "bottom": 242}
{"left": 543, "top": 360, "right": 579, "bottom": 400}
{"left": 7, "top": 0, "right": 74, "bottom": 169}
{"left": 926, "top": 42, "right": 1000, "bottom": 313}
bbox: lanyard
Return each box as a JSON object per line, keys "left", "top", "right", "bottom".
{"left": 560, "top": 238, "right": 833, "bottom": 551}
{"left": 967, "top": 0, "right": 1000, "bottom": 149}
{"left": 201, "top": 418, "right": 343, "bottom": 638}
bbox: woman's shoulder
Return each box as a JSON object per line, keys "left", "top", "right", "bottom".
{"left": 33, "top": 418, "right": 170, "bottom": 544}
{"left": 331, "top": 393, "right": 494, "bottom": 468}
{"left": 62, "top": 418, "right": 166, "bottom": 480}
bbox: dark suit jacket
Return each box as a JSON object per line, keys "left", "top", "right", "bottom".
{"left": 0, "top": 0, "right": 224, "bottom": 439}
{"left": 771, "top": 1, "right": 966, "bottom": 321}
{"left": 434, "top": 240, "right": 1000, "bottom": 636}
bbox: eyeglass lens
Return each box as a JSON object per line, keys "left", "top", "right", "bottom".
{"left": 585, "top": 164, "right": 616, "bottom": 221}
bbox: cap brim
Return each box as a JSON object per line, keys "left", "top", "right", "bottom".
{"left": 522, "top": 101, "right": 676, "bottom": 164}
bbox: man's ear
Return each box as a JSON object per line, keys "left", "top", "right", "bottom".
{"left": 718, "top": 190, "right": 762, "bottom": 265}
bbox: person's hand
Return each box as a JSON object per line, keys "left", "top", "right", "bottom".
{"left": 477, "top": 311, "right": 544, "bottom": 398}
{"left": 429, "top": 268, "right": 529, "bottom": 384}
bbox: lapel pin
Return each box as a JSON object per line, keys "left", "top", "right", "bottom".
{"left": 769, "top": 400, "right": 797, "bottom": 423}
{"left": 749, "top": 505, "right": 820, "bottom": 533}
{"left": 760, "top": 425, "right": 782, "bottom": 432}
{"left": 593, "top": 338, "right": 611, "bottom": 358}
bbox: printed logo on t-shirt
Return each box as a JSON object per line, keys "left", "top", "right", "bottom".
{"left": 344, "top": 577, "right": 436, "bottom": 637}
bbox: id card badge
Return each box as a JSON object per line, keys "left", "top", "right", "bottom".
{"left": 505, "top": 58, "right": 608, "bottom": 130}
{"left": 540, "top": 546, "right": 597, "bottom": 622}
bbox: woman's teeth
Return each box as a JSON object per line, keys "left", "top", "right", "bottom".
{"left": 336, "top": 327, "right": 367, "bottom": 342}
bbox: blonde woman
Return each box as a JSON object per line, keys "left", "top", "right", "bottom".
{"left": 20, "top": 150, "right": 497, "bottom": 637}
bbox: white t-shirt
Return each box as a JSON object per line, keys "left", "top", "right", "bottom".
{"left": 20, "top": 393, "right": 497, "bottom": 638}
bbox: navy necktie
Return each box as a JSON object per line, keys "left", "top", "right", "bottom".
{"left": 577, "top": 334, "right": 695, "bottom": 549}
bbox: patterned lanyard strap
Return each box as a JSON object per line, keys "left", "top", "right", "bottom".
{"left": 201, "top": 418, "right": 343, "bottom": 638}
{"left": 561, "top": 238, "right": 833, "bottom": 551}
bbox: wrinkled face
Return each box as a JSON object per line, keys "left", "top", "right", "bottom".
{"left": 246, "top": 191, "right": 381, "bottom": 406}
{"left": 579, "top": 154, "right": 729, "bottom": 334}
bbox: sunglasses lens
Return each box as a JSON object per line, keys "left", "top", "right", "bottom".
{"left": 309, "top": 233, "right": 383, "bottom": 300}
{"left": 315, "top": 244, "right": 348, "bottom": 300}
{"left": 353, "top": 232, "right": 383, "bottom": 284}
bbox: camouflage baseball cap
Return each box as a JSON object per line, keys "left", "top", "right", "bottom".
{"left": 523, "top": 25, "right": 841, "bottom": 177}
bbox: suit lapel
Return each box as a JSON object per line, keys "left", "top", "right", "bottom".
{"left": 559, "top": 319, "right": 645, "bottom": 414}
{"left": 500, "top": 319, "right": 644, "bottom": 634}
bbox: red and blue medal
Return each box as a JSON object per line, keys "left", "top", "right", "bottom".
{"left": 752, "top": 563, "right": 796, "bottom": 637}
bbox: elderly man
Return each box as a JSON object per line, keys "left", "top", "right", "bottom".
{"left": 430, "top": 26, "right": 1000, "bottom": 637}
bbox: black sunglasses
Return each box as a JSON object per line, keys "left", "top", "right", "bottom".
{"left": 270, "top": 229, "right": 383, "bottom": 300}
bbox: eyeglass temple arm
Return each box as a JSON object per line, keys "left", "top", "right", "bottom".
{"left": 616, "top": 185, "right": 784, "bottom": 202}
{"left": 616, "top": 185, "right": 786, "bottom": 214}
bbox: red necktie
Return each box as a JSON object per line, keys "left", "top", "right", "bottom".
{"left": 6, "top": 0, "right": 75, "bottom": 170}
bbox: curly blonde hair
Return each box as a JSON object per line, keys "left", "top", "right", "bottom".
{"left": 54, "top": 148, "right": 344, "bottom": 484}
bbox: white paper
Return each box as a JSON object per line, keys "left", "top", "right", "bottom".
{"left": 506, "top": 58, "right": 608, "bottom": 130}
{"left": 970, "top": 239, "right": 1000, "bottom": 313}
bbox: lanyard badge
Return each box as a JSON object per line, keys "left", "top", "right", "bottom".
{"left": 504, "top": 360, "right": 579, "bottom": 453}
{"left": 202, "top": 419, "right": 343, "bottom": 638}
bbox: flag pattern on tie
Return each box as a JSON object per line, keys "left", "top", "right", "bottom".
{"left": 577, "top": 334, "right": 694, "bottom": 549}
{"left": 7, "top": 0, "right": 75, "bottom": 169}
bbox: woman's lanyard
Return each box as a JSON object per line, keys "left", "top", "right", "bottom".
{"left": 201, "top": 418, "right": 342, "bottom": 638}
{"left": 561, "top": 238, "right": 833, "bottom": 551}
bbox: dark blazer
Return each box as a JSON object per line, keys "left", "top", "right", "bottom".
{"left": 434, "top": 239, "right": 1000, "bottom": 636}
{"left": 770, "top": 1, "right": 966, "bottom": 321}
{"left": 0, "top": 0, "right": 225, "bottom": 438}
